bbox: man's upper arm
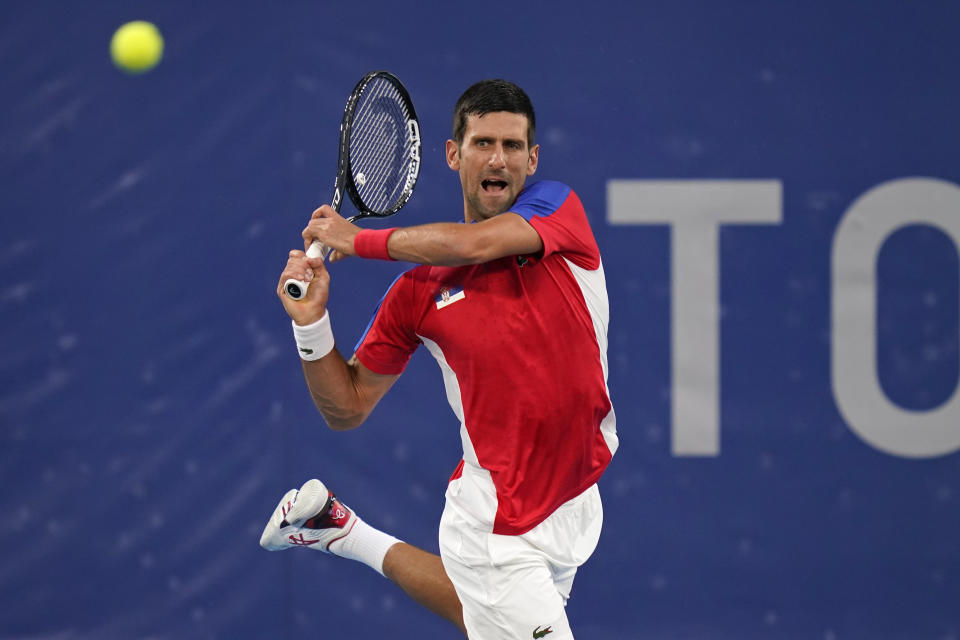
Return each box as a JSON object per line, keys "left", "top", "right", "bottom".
{"left": 473, "top": 212, "right": 543, "bottom": 262}
{"left": 349, "top": 353, "right": 402, "bottom": 414}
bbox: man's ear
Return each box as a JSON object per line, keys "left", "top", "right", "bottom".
{"left": 526, "top": 143, "right": 540, "bottom": 176}
{"left": 445, "top": 139, "right": 460, "bottom": 171}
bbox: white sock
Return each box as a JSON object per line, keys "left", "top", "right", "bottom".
{"left": 328, "top": 517, "right": 401, "bottom": 577}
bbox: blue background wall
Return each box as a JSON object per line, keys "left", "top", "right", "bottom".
{"left": 2, "top": 2, "right": 958, "bottom": 638}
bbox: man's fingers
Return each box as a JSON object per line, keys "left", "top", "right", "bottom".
{"left": 311, "top": 204, "right": 339, "bottom": 220}
{"left": 286, "top": 251, "right": 317, "bottom": 281}
{"left": 276, "top": 251, "right": 324, "bottom": 298}
{"left": 302, "top": 219, "right": 334, "bottom": 254}
{"left": 303, "top": 220, "right": 323, "bottom": 244}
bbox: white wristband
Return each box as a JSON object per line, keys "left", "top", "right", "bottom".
{"left": 292, "top": 311, "right": 335, "bottom": 361}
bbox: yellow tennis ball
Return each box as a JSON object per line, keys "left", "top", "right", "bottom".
{"left": 110, "top": 21, "right": 164, "bottom": 74}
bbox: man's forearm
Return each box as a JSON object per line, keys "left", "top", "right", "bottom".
{"left": 301, "top": 350, "right": 371, "bottom": 430}
{"left": 382, "top": 214, "right": 543, "bottom": 265}
{"left": 385, "top": 223, "right": 480, "bottom": 266}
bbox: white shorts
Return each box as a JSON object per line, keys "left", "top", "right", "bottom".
{"left": 438, "top": 482, "right": 603, "bottom": 640}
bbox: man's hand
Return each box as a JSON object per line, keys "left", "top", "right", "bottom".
{"left": 277, "top": 249, "right": 329, "bottom": 325}
{"left": 303, "top": 205, "right": 361, "bottom": 262}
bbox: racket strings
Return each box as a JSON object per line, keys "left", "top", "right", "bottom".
{"left": 352, "top": 87, "right": 407, "bottom": 209}
{"left": 349, "top": 78, "right": 416, "bottom": 214}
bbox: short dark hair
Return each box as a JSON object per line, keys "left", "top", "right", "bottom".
{"left": 452, "top": 79, "right": 536, "bottom": 147}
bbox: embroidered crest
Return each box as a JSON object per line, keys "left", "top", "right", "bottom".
{"left": 435, "top": 286, "right": 466, "bottom": 310}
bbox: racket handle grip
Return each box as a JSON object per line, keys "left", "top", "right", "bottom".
{"left": 283, "top": 241, "right": 330, "bottom": 300}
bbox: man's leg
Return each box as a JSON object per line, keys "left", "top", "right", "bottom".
{"left": 260, "top": 479, "right": 465, "bottom": 636}
{"left": 383, "top": 543, "right": 466, "bottom": 635}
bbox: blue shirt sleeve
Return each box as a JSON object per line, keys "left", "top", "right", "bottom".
{"left": 509, "top": 181, "right": 573, "bottom": 221}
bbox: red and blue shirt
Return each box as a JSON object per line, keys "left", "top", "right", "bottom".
{"left": 355, "top": 180, "right": 618, "bottom": 535}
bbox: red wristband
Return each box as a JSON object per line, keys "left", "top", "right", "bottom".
{"left": 353, "top": 228, "right": 397, "bottom": 261}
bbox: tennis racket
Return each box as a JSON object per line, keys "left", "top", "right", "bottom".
{"left": 284, "top": 70, "right": 422, "bottom": 300}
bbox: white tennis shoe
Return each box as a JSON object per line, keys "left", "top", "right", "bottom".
{"left": 259, "top": 478, "right": 357, "bottom": 552}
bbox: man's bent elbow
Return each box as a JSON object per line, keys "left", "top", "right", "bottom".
{"left": 316, "top": 406, "right": 367, "bottom": 431}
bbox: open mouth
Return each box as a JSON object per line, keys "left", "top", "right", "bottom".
{"left": 481, "top": 179, "right": 509, "bottom": 193}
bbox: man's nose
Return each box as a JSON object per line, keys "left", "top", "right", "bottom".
{"left": 488, "top": 145, "right": 506, "bottom": 167}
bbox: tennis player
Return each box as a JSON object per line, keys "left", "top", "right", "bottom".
{"left": 261, "top": 79, "right": 618, "bottom": 639}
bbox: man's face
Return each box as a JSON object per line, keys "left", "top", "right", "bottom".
{"left": 446, "top": 112, "right": 539, "bottom": 221}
